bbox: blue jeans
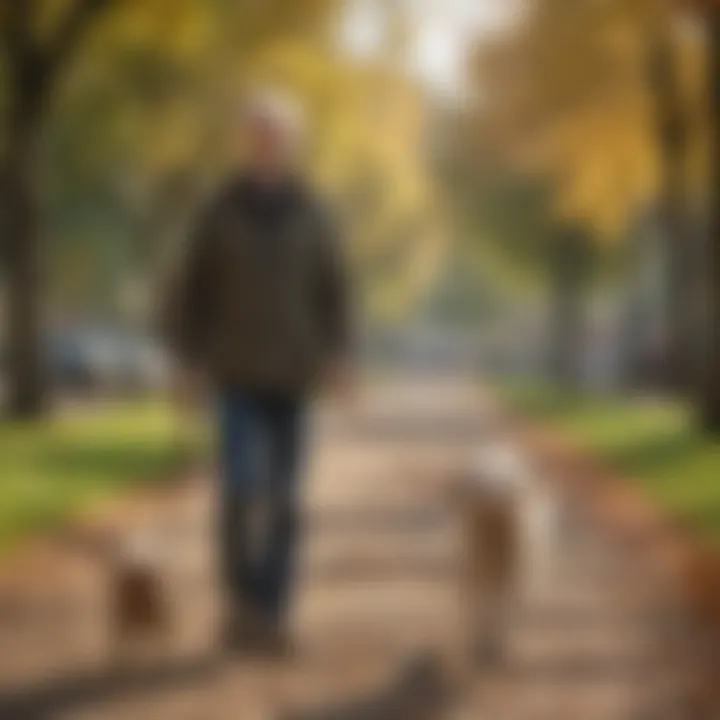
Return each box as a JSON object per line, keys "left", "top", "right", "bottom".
{"left": 218, "top": 390, "right": 306, "bottom": 623}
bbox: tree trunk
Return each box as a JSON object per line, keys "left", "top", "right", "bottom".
{"left": 2, "top": 0, "right": 114, "bottom": 418}
{"left": 662, "top": 200, "right": 694, "bottom": 392}
{"left": 700, "top": 10, "right": 720, "bottom": 432}
{"left": 649, "top": 25, "right": 693, "bottom": 395}
{"left": 619, "top": 219, "right": 648, "bottom": 389}
{"left": 4, "top": 80, "right": 47, "bottom": 418}
{"left": 547, "top": 228, "right": 590, "bottom": 391}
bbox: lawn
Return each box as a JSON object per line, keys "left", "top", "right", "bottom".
{"left": 500, "top": 382, "right": 720, "bottom": 545}
{"left": 0, "top": 401, "right": 203, "bottom": 551}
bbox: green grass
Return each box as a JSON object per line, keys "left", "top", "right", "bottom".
{"left": 500, "top": 382, "right": 720, "bottom": 545}
{"left": 0, "top": 401, "right": 204, "bottom": 551}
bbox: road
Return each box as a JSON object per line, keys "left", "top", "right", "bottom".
{"left": 0, "top": 377, "right": 685, "bottom": 719}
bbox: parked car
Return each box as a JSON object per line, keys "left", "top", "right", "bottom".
{"left": 46, "top": 327, "right": 169, "bottom": 397}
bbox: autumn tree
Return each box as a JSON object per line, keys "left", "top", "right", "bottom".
{"left": 707, "top": 4, "right": 720, "bottom": 430}
{"left": 1, "top": 0, "right": 118, "bottom": 417}
{"left": 681, "top": 0, "right": 720, "bottom": 429}
{"left": 463, "top": 0, "right": 643, "bottom": 386}
{"left": 1, "top": 0, "right": 338, "bottom": 418}
{"left": 462, "top": 0, "right": 716, "bottom": 393}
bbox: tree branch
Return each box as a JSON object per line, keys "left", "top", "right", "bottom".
{"left": 46, "top": 0, "right": 114, "bottom": 75}
{"left": 2, "top": 0, "right": 52, "bottom": 120}
{"left": 4, "top": 0, "right": 34, "bottom": 67}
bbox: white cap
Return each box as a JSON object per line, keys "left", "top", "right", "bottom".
{"left": 242, "top": 87, "right": 305, "bottom": 142}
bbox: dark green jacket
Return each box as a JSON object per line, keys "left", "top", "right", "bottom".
{"left": 164, "top": 175, "right": 350, "bottom": 392}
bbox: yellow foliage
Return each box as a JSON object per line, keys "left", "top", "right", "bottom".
{"left": 8, "top": 0, "right": 444, "bottom": 321}
{"left": 472, "top": 0, "right": 707, "bottom": 240}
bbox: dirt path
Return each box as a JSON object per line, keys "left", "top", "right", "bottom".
{"left": 0, "top": 377, "right": 685, "bottom": 719}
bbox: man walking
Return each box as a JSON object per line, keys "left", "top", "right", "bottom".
{"left": 165, "top": 91, "right": 351, "bottom": 654}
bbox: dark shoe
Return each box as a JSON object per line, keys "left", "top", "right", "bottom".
{"left": 221, "top": 603, "right": 262, "bottom": 655}
{"left": 252, "top": 621, "right": 295, "bottom": 660}
{"left": 474, "top": 632, "right": 508, "bottom": 668}
{"left": 221, "top": 607, "right": 294, "bottom": 660}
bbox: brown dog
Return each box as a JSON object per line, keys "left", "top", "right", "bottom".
{"left": 61, "top": 524, "right": 172, "bottom": 660}
{"left": 461, "top": 489, "right": 520, "bottom": 664}
{"left": 112, "top": 559, "right": 169, "bottom": 650}
{"left": 452, "top": 446, "right": 527, "bottom": 666}
{"left": 108, "top": 530, "right": 173, "bottom": 662}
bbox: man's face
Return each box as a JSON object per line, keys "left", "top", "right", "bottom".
{"left": 244, "top": 113, "right": 290, "bottom": 176}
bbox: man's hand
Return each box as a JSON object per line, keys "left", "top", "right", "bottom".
{"left": 323, "top": 360, "right": 356, "bottom": 404}
{"left": 169, "top": 367, "right": 206, "bottom": 415}
{"left": 166, "top": 367, "right": 206, "bottom": 471}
